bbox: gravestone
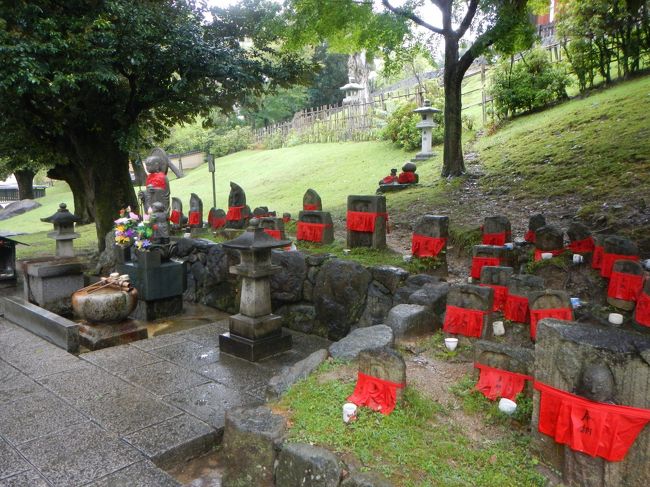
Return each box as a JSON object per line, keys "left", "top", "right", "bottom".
{"left": 225, "top": 182, "right": 251, "bottom": 229}
{"left": 296, "top": 210, "right": 334, "bottom": 244}
{"left": 526, "top": 214, "right": 546, "bottom": 242}
{"left": 282, "top": 212, "right": 291, "bottom": 223}
{"left": 529, "top": 290, "right": 573, "bottom": 340}
{"left": 601, "top": 236, "right": 639, "bottom": 278}
{"left": 346, "top": 195, "right": 387, "bottom": 249}
{"left": 633, "top": 278, "right": 650, "bottom": 330}
{"left": 479, "top": 266, "right": 513, "bottom": 313}
{"left": 170, "top": 197, "right": 184, "bottom": 229}
{"left": 471, "top": 245, "right": 512, "bottom": 279}
{"left": 607, "top": 260, "right": 645, "bottom": 311}
{"left": 253, "top": 206, "right": 275, "bottom": 219}
{"left": 303, "top": 189, "right": 322, "bottom": 211}
{"left": 443, "top": 284, "right": 493, "bottom": 339}
{"left": 482, "top": 215, "right": 512, "bottom": 246}
{"left": 260, "top": 217, "right": 286, "bottom": 241}
{"left": 411, "top": 215, "right": 448, "bottom": 274}
{"left": 533, "top": 319, "right": 650, "bottom": 487}
{"left": 188, "top": 193, "right": 203, "bottom": 228}
{"left": 504, "top": 274, "right": 545, "bottom": 324}
{"left": 358, "top": 347, "right": 406, "bottom": 404}
{"left": 534, "top": 225, "right": 565, "bottom": 260}
{"left": 207, "top": 208, "right": 227, "bottom": 229}
{"left": 566, "top": 222, "right": 593, "bottom": 254}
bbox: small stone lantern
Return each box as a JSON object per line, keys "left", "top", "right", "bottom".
{"left": 41, "top": 203, "right": 81, "bottom": 258}
{"left": 413, "top": 100, "right": 441, "bottom": 160}
{"left": 219, "top": 218, "right": 293, "bottom": 361}
{"left": 340, "top": 76, "right": 364, "bottom": 105}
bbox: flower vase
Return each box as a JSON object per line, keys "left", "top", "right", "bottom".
{"left": 114, "top": 244, "right": 132, "bottom": 264}
{"left": 135, "top": 249, "right": 161, "bottom": 269}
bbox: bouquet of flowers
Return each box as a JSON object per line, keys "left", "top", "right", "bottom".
{"left": 114, "top": 207, "right": 139, "bottom": 246}
{"left": 134, "top": 215, "right": 154, "bottom": 250}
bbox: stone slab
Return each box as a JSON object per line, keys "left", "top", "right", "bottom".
{"left": 0, "top": 469, "right": 50, "bottom": 487}
{"left": 17, "top": 422, "right": 143, "bottom": 487}
{"left": 0, "top": 360, "right": 42, "bottom": 405}
{"left": 130, "top": 332, "right": 188, "bottom": 351}
{"left": 118, "top": 361, "right": 210, "bottom": 397}
{"left": 117, "top": 261, "right": 186, "bottom": 301}
{"left": 177, "top": 321, "right": 229, "bottom": 347}
{"left": 196, "top": 353, "right": 277, "bottom": 397}
{"left": 22, "top": 259, "right": 84, "bottom": 278}
{"left": 81, "top": 344, "right": 163, "bottom": 374}
{"left": 0, "top": 389, "right": 88, "bottom": 445}
{"left": 78, "top": 320, "right": 149, "bottom": 351}
{"left": 122, "top": 414, "right": 218, "bottom": 468}
{"left": 148, "top": 340, "right": 220, "bottom": 369}
{"left": 87, "top": 460, "right": 181, "bottom": 487}
{"left": 329, "top": 325, "right": 394, "bottom": 361}
{"left": 132, "top": 295, "right": 184, "bottom": 321}
{"left": 0, "top": 336, "right": 84, "bottom": 379}
{"left": 0, "top": 438, "right": 30, "bottom": 480}
{"left": 3, "top": 296, "right": 79, "bottom": 352}
{"left": 164, "top": 382, "right": 261, "bottom": 431}
{"left": 219, "top": 330, "right": 292, "bottom": 362}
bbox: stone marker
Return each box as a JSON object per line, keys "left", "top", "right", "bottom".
{"left": 329, "top": 325, "right": 394, "bottom": 361}
{"left": 266, "top": 349, "right": 329, "bottom": 400}
{"left": 411, "top": 215, "right": 448, "bottom": 273}
{"left": 601, "top": 235, "right": 639, "bottom": 278}
{"left": 260, "top": 216, "right": 286, "bottom": 241}
{"left": 188, "top": 193, "right": 203, "bottom": 228}
{"left": 303, "top": 188, "right": 323, "bottom": 211}
{"left": 170, "top": 196, "right": 184, "bottom": 229}
{"left": 473, "top": 339, "right": 535, "bottom": 377}
{"left": 533, "top": 319, "right": 650, "bottom": 487}
{"left": 504, "top": 274, "right": 545, "bottom": 324}
{"left": 253, "top": 206, "right": 275, "bottom": 218}
{"left": 222, "top": 406, "right": 286, "bottom": 487}
{"left": 482, "top": 215, "right": 512, "bottom": 246}
{"left": 384, "top": 304, "right": 437, "bottom": 339}
{"left": 607, "top": 259, "right": 645, "bottom": 311}
{"left": 225, "top": 182, "right": 251, "bottom": 229}
{"left": 297, "top": 210, "right": 334, "bottom": 245}
{"left": 566, "top": 221, "right": 594, "bottom": 254}
{"left": 358, "top": 347, "right": 406, "bottom": 403}
{"left": 471, "top": 245, "right": 511, "bottom": 279}
{"left": 275, "top": 443, "right": 342, "bottom": 487}
{"left": 479, "top": 266, "right": 513, "bottom": 312}
{"left": 528, "top": 290, "right": 573, "bottom": 340}
{"left": 346, "top": 195, "right": 387, "bottom": 249}
{"left": 525, "top": 214, "right": 546, "bottom": 242}
{"left": 21, "top": 258, "right": 84, "bottom": 315}
{"left": 207, "top": 207, "right": 227, "bottom": 229}
{"left": 443, "top": 284, "right": 493, "bottom": 339}
{"left": 534, "top": 225, "right": 565, "bottom": 260}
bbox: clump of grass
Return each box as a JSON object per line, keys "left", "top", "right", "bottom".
{"left": 275, "top": 362, "right": 545, "bottom": 487}
{"left": 449, "top": 225, "right": 482, "bottom": 255}
{"left": 296, "top": 240, "right": 406, "bottom": 268}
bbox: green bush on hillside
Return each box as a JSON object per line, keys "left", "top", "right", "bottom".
{"left": 382, "top": 98, "right": 443, "bottom": 151}
{"left": 490, "top": 48, "right": 571, "bottom": 119}
{"left": 208, "top": 126, "right": 253, "bottom": 157}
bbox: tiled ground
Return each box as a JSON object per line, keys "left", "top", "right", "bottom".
{"left": 0, "top": 317, "right": 329, "bottom": 486}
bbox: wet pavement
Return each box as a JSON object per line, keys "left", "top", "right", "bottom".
{"left": 0, "top": 314, "right": 330, "bottom": 486}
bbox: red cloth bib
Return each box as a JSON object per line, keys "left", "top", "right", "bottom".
{"left": 209, "top": 216, "right": 226, "bottom": 229}
{"left": 524, "top": 230, "right": 536, "bottom": 243}
{"left": 226, "top": 206, "right": 245, "bottom": 221}
{"left": 592, "top": 245, "right": 604, "bottom": 270}
{"left": 381, "top": 175, "right": 398, "bottom": 184}
{"left": 474, "top": 363, "right": 532, "bottom": 401}
{"left": 635, "top": 292, "right": 650, "bottom": 327}
{"left": 535, "top": 382, "right": 650, "bottom": 462}
{"left": 303, "top": 203, "right": 319, "bottom": 211}
{"left": 480, "top": 284, "right": 509, "bottom": 312}
{"left": 145, "top": 172, "right": 167, "bottom": 189}
{"left": 530, "top": 307, "right": 573, "bottom": 340}
{"left": 567, "top": 236, "right": 595, "bottom": 254}
{"left": 346, "top": 211, "right": 388, "bottom": 233}
{"left": 443, "top": 305, "right": 486, "bottom": 338}
{"left": 607, "top": 272, "right": 643, "bottom": 302}
{"left": 534, "top": 248, "right": 565, "bottom": 261}
{"left": 397, "top": 172, "right": 416, "bottom": 184}
{"left": 282, "top": 215, "right": 291, "bottom": 223}
{"left": 169, "top": 210, "right": 181, "bottom": 225}
{"left": 470, "top": 257, "right": 501, "bottom": 279}
{"left": 296, "top": 222, "right": 330, "bottom": 242}
{"left": 600, "top": 253, "right": 639, "bottom": 278}
{"left": 482, "top": 231, "right": 510, "bottom": 246}
{"left": 188, "top": 211, "right": 200, "bottom": 226}
{"left": 411, "top": 234, "right": 446, "bottom": 258}
{"left": 264, "top": 229, "right": 282, "bottom": 240}
{"left": 348, "top": 372, "right": 405, "bottom": 415}
{"left": 504, "top": 293, "right": 529, "bottom": 323}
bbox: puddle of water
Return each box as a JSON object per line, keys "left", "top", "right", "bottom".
{"left": 166, "top": 448, "right": 224, "bottom": 486}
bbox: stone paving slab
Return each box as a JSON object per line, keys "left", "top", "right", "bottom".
{"left": 17, "top": 422, "right": 143, "bottom": 487}
{"left": 123, "top": 414, "right": 218, "bottom": 469}
{"left": 0, "top": 361, "right": 42, "bottom": 406}
{"left": 148, "top": 340, "right": 220, "bottom": 370}
{"left": 81, "top": 343, "right": 163, "bottom": 373}
{"left": 119, "top": 360, "right": 211, "bottom": 397}
{"left": 130, "top": 333, "right": 188, "bottom": 351}
{"left": 0, "top": 438, "right": 30, "bottom": 480}
{"left": 177, "top": 321, "right": 229, "bottom": 347}
{"left": 87, "top": 460, "right": 181, "bottom": 487}
{"left": 0, "top": 469, "right": 50, "bottom": 487}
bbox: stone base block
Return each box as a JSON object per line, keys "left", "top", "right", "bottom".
{"left": 131, "top": 295, "right": 183, "bottom": 321}
{"left": 117, "top": 260, "right": 186, "bottom": 301}
{"left": 229, "top": 313, "right": 283, "bottom": 340}
{"left": 219, "top": 330, "right": 292, "bottom": 362}
{"left": 78, "top": 320, "right": 148, "bottom": 351}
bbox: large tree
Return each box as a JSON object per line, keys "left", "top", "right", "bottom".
{"left": 0, "top": 0, "right": 307, "bottom": 250}
{"left": 286, "top": 0, "right": 534, "bottom": 176}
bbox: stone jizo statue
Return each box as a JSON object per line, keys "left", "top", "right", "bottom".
{"left": 138, "top": 148, "right": 183, "bottom": 214}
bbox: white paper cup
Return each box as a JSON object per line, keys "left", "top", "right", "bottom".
{"left": 573, "top": 254, "right": 584, "bottom": 264}
{"left": 343, "top": 249, "right": 351, "bottom": 255}
{"left": 541, "top": 252, "right": 553, "bottom": 260}
{"left": 444, "top": 337, "right": 459, "bottom": 351}
{"left": 492, "top": 321, "right": 505, "bottom": 336}
{"left": 608, "top": 313, "right": 624, "bottom": 325}
{"left": 183, "top": 232, "right": 191, "bottom": 239}
{"left": 402, "top": 254, "right": 413, "bottom": 263}
{"left": 498, "top": 398, "right": 517, "bottom": 415}
{"left": 342, "top": 403, "right": 357, "bottom": 423}
{"left": 468, "top": 277, "right": 473, "bottom": 283}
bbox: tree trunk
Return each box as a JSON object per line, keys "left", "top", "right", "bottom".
{"left": 14, "top": 169, "right": 35, "bottom": 200}
{"left": 47, "top": 164, "right": 95, "bottom": 224}
{"left": 441, "top": 38, "right": 465, "bottom": 177}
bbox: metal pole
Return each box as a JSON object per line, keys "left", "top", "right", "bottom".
{"left": 207, "top": 153, "right": 216, "bottom": 208}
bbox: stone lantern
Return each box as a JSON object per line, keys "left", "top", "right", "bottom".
{"left": 219, "top": 218, "right": 293, "bottom": 362}
{"left": 340, "top": 76, "right": 364, "bottom": 105}
{"left": 413, "top": 100, "right": 441, "bottom": 161}
{"left": 40, "top": 203, "right": 81, "bottom": 257}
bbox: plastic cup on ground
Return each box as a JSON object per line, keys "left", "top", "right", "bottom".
{"left": 492, "top": 321, "right": 505, "bottom": 336}
{"left": 444, "top": 337, "right": 459, "bottom": 351}
{"left": 343, "top": 403, "right": 357, "bottom": 423}
{"left": 541, "top": 252, "right": 553, "bottom": 260}
{"left": 608, "top": 313, "right": 623, "bottom": 325}
{"left": 498, "top": 398, "right": 517, "bottom": 415}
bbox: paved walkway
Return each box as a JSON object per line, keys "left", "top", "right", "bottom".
{"left": 0, "top": 317, "right": 329, "bottom": 486}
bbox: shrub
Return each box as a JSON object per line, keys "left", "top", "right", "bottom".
{"left": 382, "top": 95, "right": 444, "bottom": 151}
{"left": 207, "top": 126, "right": 252, "bottom": 156}
{"left": 490, "top": 47, "right": 572, "bottom": 119}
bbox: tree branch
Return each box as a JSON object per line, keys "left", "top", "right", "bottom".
{"left": 382, "top": 0, "right": 445, "bottom": 35}
{"left": 458, "top": 28, "right": 496, "bottom": 74}
{"left": 457, "top": 0, "right": 479, "bottom": 38}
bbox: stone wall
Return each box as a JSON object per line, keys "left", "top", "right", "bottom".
{"left": 173, "top": 238, "right": 447, "bottom": 341}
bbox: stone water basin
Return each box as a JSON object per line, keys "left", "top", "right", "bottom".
{"left": 72, "top": 286, "right": 138, "bottom": 323}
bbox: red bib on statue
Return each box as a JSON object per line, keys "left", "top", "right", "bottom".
{"left": 188, "top": 211, "right": 200, "bottom": 226}
{"left": 607, "top": 272, "right": 643, "bottom": 302}
{"left": 146, "top": 172, "right": 167, "bottom": 189}
{"left": 600, "top": 253, "right": 639, "bottom": 278}
{"left": 443, "top": 305, "right": 485, "bottom": 338}
{"left": 170, "top": 210, "right": 181, "bottom": 225}
{"left": 504, "top": 294, "right": 529, "bottom": 323}
{"left": 347, "top": 211, "right": 388, "bottom": 233}
{"left": 535, "top": 382, "right": 650, "bottom": 462}
{"left": 567, "top": 237, "right": 595, "bottom": 254}
{"left": 411, "top": 235, "right": 446, "bottom": 258}
{"left": 482, "top": 231, "right": 510, "bottom": 246}
{"left": 348, "top": 372, "right": 405, "bottom": 415}
{"left": 296, "top": 222, "right": 329, "bottom": 242}
{"left": 471, "top": 257, "right": 500, "bottom": 279}
{"left": 264, "top": 229, "right": 281, "bottom": 240}
{"left": 530, "top": 308, "right": 573, "bottom": 340}
{"left": 524, "top": 230, "right": 536, "bottom": 243}
{"left": 480, "top": 284, "right": 508, "bottom": 312}
{"left": 226, "top": 206, "right": 245, "bottom": 221}
{"left": 475, "top": 363, "right": 532, "bottom": 401}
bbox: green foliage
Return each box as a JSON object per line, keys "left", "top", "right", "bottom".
{"left": 209, "top": 127, "right": 253, "bottom": 158}
{"left": 276, "top": 361, "right": 546, "bottom": 487}
{"left": 490, "top": 48, "right": 572, "bottom": 119}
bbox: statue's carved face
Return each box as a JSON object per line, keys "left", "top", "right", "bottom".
{"left": 577, "top": 363, "right": 615, "bottom": 403}
{"left": 144, "top": 156, "right": 163, "bottom": 173}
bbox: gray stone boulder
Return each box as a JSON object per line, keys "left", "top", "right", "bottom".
{"left": 275, "top": 443, "right": 341, "bottom": 487}
{"left": 385, "top": 304, "right": 437, "bottom": 339}
{"left": 392, "top": 274, "right": 441, "bottom": 305}
{"left": 276, "top": 304, "right": 316, "bottom": 334}
{"left": 370, "top": 265, "right": 409, "bottom": 293}
{"left": 329, "top": 325, "right": 394, "bottom": 361}
{"left": 271, "top": 250, "right": 307, "bottom": 303}
{"left": 266, "top": 349, "right": 328, "bottom": 400}
{"left": 222, "top": 406, "right": 286, "bottom": 487}
{"left": 0, "top": 199, "right": 41, "bottom": 221}
{"left": 407, "top": 282, "right": 449, "bottom": 316}
{"left": 313, "top": 259, "right": 372, "bottom": 340}
{"left": 341, "top": 472, "right": 394, "bottom": 487}
{"left": 357, "top": 281, "right": 394, "bottom": 327}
